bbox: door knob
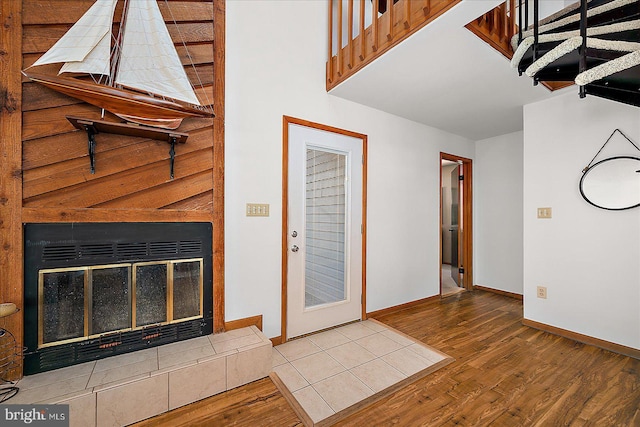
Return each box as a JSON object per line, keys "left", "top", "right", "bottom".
{"left": 291, "top": 245, "right": 299, "bottom": 253}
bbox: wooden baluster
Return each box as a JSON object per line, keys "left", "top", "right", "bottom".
{"left": 337, "top": 0, "right": 343, "bottom": 76}
{"left": 489, "top": 7, "right": 495, "bottom": 34}
{"left": 502, "top": 2, "right": 508, "bottom": 41}
{"left": 387, "top": 0, "right": 393, "bottom": 41}
{"left": 505, "top": 1, "right": 511, "bottom": 40}
{"left": 348, "top": 0, "right": 354, "bottom": 69}
{"left": 497, "top": 4, "right": 503, "bottom": 40}
{"left": 509, "top": 0, "right": 517, "bottom": 38}
{"left": 359, "top": 0, "right": 365, "bottom": 60}
{"left": 404, "top": 0, "right": 411, "bottom": 29}
{"left": 422, "top": 0, "right": 430, "bottom": 17}
{"left": 490, "top": 7, "right": 497, "bottom": 35}
{"left": 328, "top": 0, "right": 333, "bottom": 82}
{"left": 372, "top": 0, "right": 378, "bottom": 51}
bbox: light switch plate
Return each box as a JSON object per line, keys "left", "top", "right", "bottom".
{"left": 537, "top": 207, "right": 552, "bottom": 219}
{"left": 246, "top": 203, "right": 269, "bottom": 217}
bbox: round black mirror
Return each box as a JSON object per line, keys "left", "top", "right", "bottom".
{"left": 579, "top": 156, "right": 640, "bottom": 211}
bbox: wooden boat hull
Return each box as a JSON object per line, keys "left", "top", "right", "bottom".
{"left": 24, "top": 71, "right": 213, "bottom": 130}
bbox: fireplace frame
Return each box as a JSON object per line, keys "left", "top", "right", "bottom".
{"left": 24, "top": 222, "right": 213, "bottom": 375}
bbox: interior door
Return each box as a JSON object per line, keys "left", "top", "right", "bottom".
{"left": 287, "top": 123, "right": 363, "bottom": 339}
{"left": 450, "top": 165, "right": 461, "bottom": 286}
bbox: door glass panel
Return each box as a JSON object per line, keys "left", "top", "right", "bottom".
{"left": 305, "top": 148, "right": 347, "bottom": 308}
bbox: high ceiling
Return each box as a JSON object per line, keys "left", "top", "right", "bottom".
{"left": 329, "top": 0, "right": 574, "bottom": 140}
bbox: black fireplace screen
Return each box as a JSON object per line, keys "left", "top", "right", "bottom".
{"left": 25, "top": 223, "right": 213, "bottom": 375}
{"left": 39, "top": 259, "right": 203, "bottom": 349}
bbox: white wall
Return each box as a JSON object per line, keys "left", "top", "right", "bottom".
{"left": 474, "top": 131, "right": 524, "bottom": 295}
{"left": 225, "top": 0, "right": 474, "bottom": 339}
{"left": 523, "top": 92, "right": 640, "bottom": 350}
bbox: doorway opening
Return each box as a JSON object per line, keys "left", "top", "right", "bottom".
{"left": 440, "top": 153, "right": 473, "bottom": 297}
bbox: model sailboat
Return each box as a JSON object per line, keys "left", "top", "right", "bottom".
{"left": 23, "top": 0, "right": 214, "bottom": 130}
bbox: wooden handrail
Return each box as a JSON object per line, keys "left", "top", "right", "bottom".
{"left": 326, "top": 0, "right": 460, "bottom": 91}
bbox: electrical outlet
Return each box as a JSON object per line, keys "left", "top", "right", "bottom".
{"left": 246, "top": 203, "right": 269, "bottom": 217}
{"left": 537, "top": 286, "right": 547, "bottom": 299}
{"left": 537, "top": 207, "right": 552, "bottom": 219}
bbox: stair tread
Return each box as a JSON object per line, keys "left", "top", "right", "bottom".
{"left": 533, "top": 0, "right": 622, "bottom": 26}
{"left": 518, "top": 1, "right": 640, "bottom": 41}
{"left": 506, "top": 0, "right": 640, "bottom": 106}
{"left": 516, "top": 43, "right": 635, "bottom": 75}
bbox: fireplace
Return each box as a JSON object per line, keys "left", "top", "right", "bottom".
{"left": 24, "top": 223, "right": 213, "bottom": 375}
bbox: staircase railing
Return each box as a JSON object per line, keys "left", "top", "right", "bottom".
{"left": 465, "top": 0, "right": 517, "bottom": 59}
{"left": 466, "top": 0, "right": 572, "bottom": 91}
{"left": 326, "top": 0, "right": 461, "bottom": 91}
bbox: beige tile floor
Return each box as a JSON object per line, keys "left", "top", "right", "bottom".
{"left": 273, "top": 320, "right": 451, "bottom": 424}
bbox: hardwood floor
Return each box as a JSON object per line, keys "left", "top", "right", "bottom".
{"left": 133, "top": 377, "right": 303, "bottom": 427}
{"left": 134, "top": 290, "right": 639, "bottom": 426}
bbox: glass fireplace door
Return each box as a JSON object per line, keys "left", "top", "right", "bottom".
{"left": 38, "top": 258, "right": 203, "bottom": 349}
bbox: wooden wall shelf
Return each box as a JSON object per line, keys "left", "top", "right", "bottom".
{"left": 67, "top": 116, "right": 189, "bottom": 179}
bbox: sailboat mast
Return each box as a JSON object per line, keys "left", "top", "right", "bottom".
{"left": 110, "top": 0, "right": 130, "bottom": 88}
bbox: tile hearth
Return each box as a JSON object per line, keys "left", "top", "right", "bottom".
{"left": 12, "top": 326, "right": 272, "bottom": 427}
{"left": 271, "top": 320, "right": 453, "bottom": 426}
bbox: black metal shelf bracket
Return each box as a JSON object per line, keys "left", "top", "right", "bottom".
{"left": 67, "top": 116, "right": 189, "bottom": 180}
{"left": 169, "top": 136, "right": 177, "bottom": 180}
{"left": 82, "top": 123, "right": 98, "bottom": 174}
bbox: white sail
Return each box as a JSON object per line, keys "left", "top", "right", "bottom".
{"left": 31, "top": 0, "right": 117, "bottom": 75}
{"left": 59, "top": 31, "right": 111, "bottom": 75}
{"left": 116, "top": 0, "right": 201, "bottom": 105}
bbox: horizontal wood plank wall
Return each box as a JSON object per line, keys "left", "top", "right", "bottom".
{"left": 21, "top": 0, "right": 215, "bottom": 209}
{"left": 2, "top": 0, "right": 224, "bottom": 377}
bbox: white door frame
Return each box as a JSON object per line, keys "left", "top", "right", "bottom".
{"left": 281, "top": 116, "right": 367, "bottom": 343}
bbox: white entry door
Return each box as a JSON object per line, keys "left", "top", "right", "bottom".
{"left": 287, "top": 123, "right": 363, "bottom": 339}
